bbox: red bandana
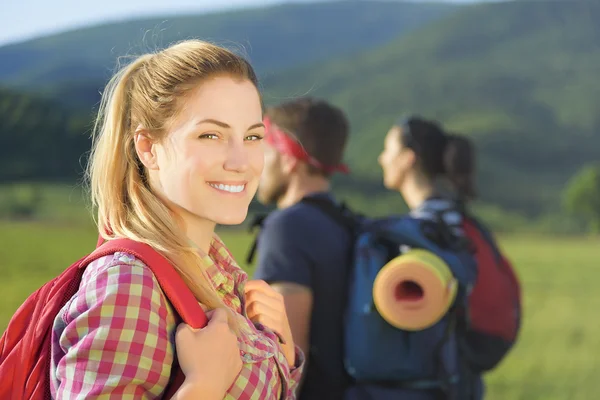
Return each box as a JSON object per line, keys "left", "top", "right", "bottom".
{"left": 263, "top": 117, "right": 350, "bottom": 175}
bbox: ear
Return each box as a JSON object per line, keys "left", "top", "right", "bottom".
{"left": 134, "top": 126, "right": 159, "bottom": 170}
{"left": 400, "top": 148, "right": 417, "bottom": 170}
{"left": 280, "top": 153, "right": 299, "bottom": 175}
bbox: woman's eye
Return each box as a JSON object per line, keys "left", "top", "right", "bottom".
{"left": 199, "top": 133, "right": 219, "bottom": 140}
{"left": 245, "top": 134, "right": 264, "bottom": 141}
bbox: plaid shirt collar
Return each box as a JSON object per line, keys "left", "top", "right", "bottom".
{"left": 198, "top": 234, "right": 248, "bottom": 315}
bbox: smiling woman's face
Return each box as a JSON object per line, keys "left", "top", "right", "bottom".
{"left": 141, "top": 75, "right": 265, "bottom": 226}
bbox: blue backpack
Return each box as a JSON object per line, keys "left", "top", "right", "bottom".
{"left": 298, "top": 197, "right": 478, "bottom": 398}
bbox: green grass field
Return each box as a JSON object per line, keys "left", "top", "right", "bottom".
{"left": 1, "top": 219, "right": 598, "bottom": 400}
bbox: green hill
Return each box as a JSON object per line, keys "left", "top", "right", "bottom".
{"left": 0, "top": 88, "right": 90, "bottom": 182}
{"left": 263, "top": 0, "right": 600, "bottom": 216}
{"left": 1, "top": 0, "right": 598, "bottom": 229}
{"left": 0, "top": 1, "right": 457, "bottom": 93}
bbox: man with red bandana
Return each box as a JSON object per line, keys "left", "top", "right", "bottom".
{"left": 251, "top": 97, "right": 353, "bottom": 400}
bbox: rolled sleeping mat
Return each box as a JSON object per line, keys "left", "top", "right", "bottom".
{"left": 372, "top": 249, "right": 457, "bottom": 331}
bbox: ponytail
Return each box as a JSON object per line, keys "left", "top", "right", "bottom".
{"left": 88, "top": 54, "right": 152, "bottom": 237}
{"left": 443, "top": 133, "right": 476, "bottom": 202}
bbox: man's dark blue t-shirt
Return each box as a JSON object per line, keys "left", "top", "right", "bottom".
{"left": 252, "top": 192, "right": 353, "bottom": 400}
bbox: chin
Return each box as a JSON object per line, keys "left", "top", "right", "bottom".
{"left": 213, "top": 209, "right": 250, "bottom": 226}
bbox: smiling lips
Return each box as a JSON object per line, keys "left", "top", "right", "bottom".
{"left": 207, "top": 181, "right": 246, "bottom": 194}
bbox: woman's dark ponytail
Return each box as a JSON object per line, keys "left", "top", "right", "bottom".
{"left": 443, "top": 133, "right": 476, "bottom": 202}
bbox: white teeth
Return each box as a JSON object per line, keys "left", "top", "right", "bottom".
{"left": 209, "top": 183, "right": 245, "bottom": 193}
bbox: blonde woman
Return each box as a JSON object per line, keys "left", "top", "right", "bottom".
{"left": 50, "top": 40, "right": 304, "bottom": 399}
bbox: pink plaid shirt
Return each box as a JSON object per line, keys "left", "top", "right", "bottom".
{"left": 50, "top": 234, "right": 304, "bottom": 399}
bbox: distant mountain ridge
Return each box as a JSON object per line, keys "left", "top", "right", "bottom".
{"left": 0, "top": 1, "right": 458, "bottom": 90}
{"left": 1, "top": 0, "right": 598, "bottom": 224}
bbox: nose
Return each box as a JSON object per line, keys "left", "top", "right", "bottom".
{"left": 223, "top": 138, "right": 249, "bottom": 173}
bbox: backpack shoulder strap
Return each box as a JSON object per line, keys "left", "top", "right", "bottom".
{"left": 245, "top": 213, "right": 270, "bottom": 265}
{"left": 85, "top": 238, "right": 207, "bottom": 329}
{"left": 418, "top": 207, "right": 474, "bottom": 254}
{"left": 83, "top": 237, "right": 208, "bottom": 399}
{"left": 299, "top": 196, "right": 359, "bottom": 234}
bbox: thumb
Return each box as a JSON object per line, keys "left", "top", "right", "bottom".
{"left": 209, "top": 307, "right": 229, "bottom": 325}
{"left": 176, "top": 322, "right": 199, "bottom": 335}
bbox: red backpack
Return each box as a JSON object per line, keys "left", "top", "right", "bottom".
{"left": 0, "top": 237, "right": 207, "bottom": 400}
{"left": 461, "top": 216, "right": 522, "bottom": 372}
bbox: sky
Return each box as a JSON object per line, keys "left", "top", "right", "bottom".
{"left": 0, "top": 0, "right": 485, "bottom": 47}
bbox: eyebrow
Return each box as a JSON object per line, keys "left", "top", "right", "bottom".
{"left": 196, "top": 118, "right": 265, "bottom": 130}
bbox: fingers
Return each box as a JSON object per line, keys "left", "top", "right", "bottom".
{"left": 245, "top": 291, "right": 284, "bottom": 323}
{"left": 245, "top": 297, "right": 278, "bottom": 319}
{"left": 245, "top": 287, "right": 279, "bottom": 305}
{"left": 245, "top": 285, "right": 283, "bottom": 305}
{"left": 245, "top": 298, "right": 283, "bottom": 338}
{"left": 244, "top": 280, "right": 281, "bottom": 300}
{"left": 247, "top": 313, "right": 282, "bottom": 337}
{"left": 244, "top": 280, "right": 289, "bottom": 339}
{"left": 244, "top": 279, "right": 270, "bottom": 291}
{"left": 209, "top": 307, "right": 230, "bottom": 325}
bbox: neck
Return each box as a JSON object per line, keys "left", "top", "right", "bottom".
{"left": 180, "top": 212, "right": 217, "bottom": 254}
{"left": 400, "top": 173, "right": 436, "bottom": 210}
{"left": 277, "top": 174, "right": 331, "bottom": 209}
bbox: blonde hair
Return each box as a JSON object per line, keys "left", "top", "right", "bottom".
{"left": 86, "top": 40, "right": 258, "bottom": 316}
